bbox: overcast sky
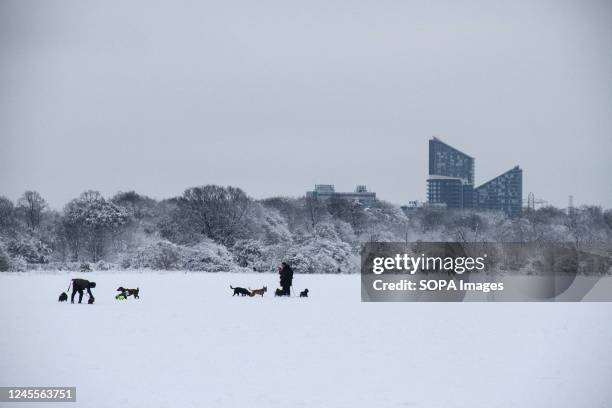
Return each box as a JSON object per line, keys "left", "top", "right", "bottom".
{"left": 1, "top": 0, "right": 611, "bottom": 209}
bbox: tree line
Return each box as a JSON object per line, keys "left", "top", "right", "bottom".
{"left": 0, "top": 186, "right": 610, "bottom": 272}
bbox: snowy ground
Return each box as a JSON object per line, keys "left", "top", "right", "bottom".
{"left": 1, "top": 272, "right": 612, "bottom": 408}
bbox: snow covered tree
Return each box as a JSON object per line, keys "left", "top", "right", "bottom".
{"left": 62, "top": 191, "right": 131, "bottom": 261}
{"left": 123, "top": 240, "right": 181, "bottom": 270}
{"left": 0, "top": 245, "right": 9, "bottom": 271}
{"left": 6, "top": 237, "right": 51, "bottom": 263}
{"left": 111, "top": 191, "right": 158, "bottom": 226}
{"left": 327, "top": 196, "right": 367, "bottom": 234}
{"left": 232, "top": 239, "right": 265, "bottom": 268}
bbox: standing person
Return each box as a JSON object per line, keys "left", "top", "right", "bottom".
{"left": 279, "top": 262, "right": 294, "bottom": 296}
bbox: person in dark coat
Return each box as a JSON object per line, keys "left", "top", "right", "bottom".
{"left": 68, "top": 278, "right": 96, "bottom": 304}
{"left": 279, "top": 262, "right": 293, "bottom": 296}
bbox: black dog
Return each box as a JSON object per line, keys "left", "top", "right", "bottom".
{"left": 274, "top": 288, "right": 284, "bottom": 297}
{"left": 58, "top": 292, "right": 68, "bottom": 302}
{"left": 117, "top": 287, "right": 140, "bottom": 299}
{"left": 230, "top": 286, "right": 251, "bottom": 296}
{"left": 88, "top": 295, "right": 95, "bottom": 304}
{"left": 299, "top": 288, "right": 309, "bottom": 298}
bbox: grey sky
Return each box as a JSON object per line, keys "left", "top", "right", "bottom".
{"left": 1, "top": 0, "right": 611, "bottom": 209}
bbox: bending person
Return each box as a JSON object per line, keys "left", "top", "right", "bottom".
{"left": 68, "top": 278, "right": 96, "bottom": 304}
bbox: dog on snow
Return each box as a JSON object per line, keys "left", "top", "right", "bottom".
{"left": 249, "top": 286, "right": 267, "bottom": 297}
{"left": 117, "top": 287, "right": 140, "bottom": 299}
{"left": 230, "top": 286, "right": 252, "bottom": 296}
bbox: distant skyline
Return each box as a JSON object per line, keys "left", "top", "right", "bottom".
{"left": 1, "top": 1, "right": 611, "bottom": 209}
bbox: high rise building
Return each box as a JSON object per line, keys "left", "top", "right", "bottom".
{"left": 427, "top": 176, "right": 468, "bottom": 209}
{"left": 429, "top": 137, "right": 474, "bottom": 184}
{"left": 426, "top": 137, "right": 522, "bottom": 216}
{"left": 474, "top": 166, "right": 523, "bottom": 217}
{"left": 427, "top": 138, "right": 474, "bottom": 209}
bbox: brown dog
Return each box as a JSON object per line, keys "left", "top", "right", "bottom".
{"left": 249, "top": 286, "right": 267, "bottom": 297}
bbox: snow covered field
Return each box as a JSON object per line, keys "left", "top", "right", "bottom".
{"left": 1, "top": 272, "right": 612, "bottom": 408}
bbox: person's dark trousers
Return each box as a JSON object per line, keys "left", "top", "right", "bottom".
{"left": 71, "top": 289, "right": 84, "bottom": 303}
{"left": 282, "top": 286, "right": 291, "bottom": 296}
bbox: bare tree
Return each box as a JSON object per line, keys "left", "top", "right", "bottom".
{"left": 304, "top": 196, "right": 327, "bottom": 231}
{"left": 0, "top": 196, "right": 15, "bottom": 234}
{"left": 179, "top": 185, "right": 251, "bottom": 244}
{"left": 17, "top": 191, "right": 47, "bottom": 230}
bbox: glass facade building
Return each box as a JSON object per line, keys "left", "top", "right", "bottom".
{"left": 429, "top": 137, "right": 474, "bottom": 184}
{"left": 474, "top": 166, "right": 523, "bottom": 217}
{"left": 426, "top": 137, "right": 522, "bottom": 216}
{"left": 427, "top": 176, "right": 471, "bottom": 209}
{"left": 427, "top": 138, "right": 474, "bottom": 209}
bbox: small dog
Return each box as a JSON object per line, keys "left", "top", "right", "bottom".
{"left": 230, "top": 286, "right": 252, "bottom": 296}
{"left": 274, "top": 288, "right": 284, "bottom": 297}
{"left": 88, "top": 295, "right": 95, "bottom": 304}
{"left": 299, "top": 288, "right": 309, "bottom": 298}
{"left": 117, "top": 287, "right": 140, "bottom": 299}
{"left": 249, "top": 286, "right": 267, "bottom": 297}
{"left": 58, "top": 292, "right": 68, "bottom": 302}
